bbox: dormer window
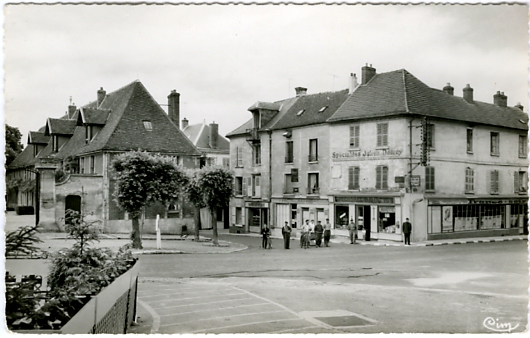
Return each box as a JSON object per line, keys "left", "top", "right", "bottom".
{"left": 52, "top": 135, "right": 59, "bottom": 152}
{"left": 143, "top": 121, "right": 153, "bottom": 131}
{"left": 318, "top": 106, "right": 328, "bottom": 113}
{"left": 296, "top": 110, "right": 305, "bottom": 116}
{"left": 85, "top": 125, "right": 94, "bottom": 144}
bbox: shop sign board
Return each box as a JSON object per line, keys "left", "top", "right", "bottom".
{"left": 245, "top": 201, "right": 269, "bottom": 208}
{"left": 410, "top": 175, "right": 421, "bottom": 187}
{"left": 335, "top": 196, "right": 394, "bottom": 204}
{"left": 429, "top": 198, "right": 528, "bottom": 205}
{"left": 394, "top": 176, "right": 405, "bottom": 183}
{"left": 331, "top": 148, "right": 403, "bottom": 162}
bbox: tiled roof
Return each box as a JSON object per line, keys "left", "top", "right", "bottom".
{"left": 247, "top": 101, "right": 282, "bottom": 111}
{"left": 79, "top": 107, "right": 111, "bottom": 125}
{"left": 7, "top": 146, "right": 36, "bottom": 170}
{"left": 75, "top": 81, "right": 200, "bottom": 156}
{"left": 271, "top": 89, "right": 349, "bottom": 130}
{"left": 328, "top": 69, "right": 528, "bottom": 130}
{"left": 226, "top": 118, "right": 253, "bottom": 138}
{"left": 184, "top": 122, "right": 230, "bottom": 151}
{"left": 28, "top": 131, "right": 49, "bottom": 144}
{"left": 45, "top": 118, "right": 77, "bottom": 135}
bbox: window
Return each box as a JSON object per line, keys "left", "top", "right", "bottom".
{"left": 296, "top": 109, "right": 305, "bottom": 116}
{"left": 143, "top": 120, "right": 153, "bottom": 131}
{"left": 308, "top": 173, "right": 319, "bottom": 194}
{"left": 376, "top": 123, "right": 388, "bottom": 147}
{"left": 79, "top": 157, "right": 85, "bottom": 174}
{"left": 284, "top": 174, "right": 293, "bottom": 194}
{"left": 236, "top": 147, "right": 243, "bottom": 167}
{"left": 466, "top": 128, "right": 473, "bottom": 153}
{"left": 285, "top": 141, "right": 294, "bottom": 163}
{"left": 376, "top": 166, "right": 388, "bottom": 190}
{"left": 348, "top": 166, "right": 360, "bottom": 190}
{"left": 52, "top": 135, "right": 59, "bottom": 152}
{"left": 465, "top": 167, "right": 474, "bottom": 193}
{"left": 222, "top": 157, "right": 230, "bottom": 168}
{"left": 519, "top": 135, "right": 527, "bottom": 158}
{"left": 318, "top": 106, "right": 328, "bottom": 113}
{"left": 85, "top": 125, "right": 95, "bottom": 144}
{"left": 235, "top": 176, "right": 243, "bottom": 195}
{"left": 514, "top": 171, "right": 528, "bottom": 194}
{"left": 490, "top": 132, "right": 499, "bottom": 156}
{"left": 349, "top": 125, "right": 360, "bottom": 148}
{"left": 89, "top": 156, "right": 95, "bottom": 174}
{"left": 426, "top": 123, "right": 435, "bottom": 148}
{"left": 253, "top": 145, "right": 261, "bottom": 165}
{"left": 252, "top": 175, "right": 261, "bottom": 198}
{"left": 309, "top": 139, "right": 318, "bottom": 162}
{"left": 235, "top": 207, "right": 242, "bottom": 224}
{"left": 490, "top": 170, "right": 499, "bottom": 194}
{"left": 426, "top": 166, "right": 435, "bottom": 191}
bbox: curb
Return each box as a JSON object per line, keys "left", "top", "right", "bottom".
{"left": 355, "top": 236, "right": 527, "bottom": 247}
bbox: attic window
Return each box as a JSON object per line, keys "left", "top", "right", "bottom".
{"left": 318, "top": 106, "right": 328, "bottom": 113}
{"left": 519, "top": 119, "right": 525, "bottom": 124}
{"left": 296, "top": 109, "right": 305, "bottom": 116}
{"left": 143, "top": 121, "right": 153, "bottom": 131}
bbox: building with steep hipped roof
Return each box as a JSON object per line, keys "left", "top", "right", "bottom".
{"left": 227, "top": 64, "right": 528, "bottom": 242}
{"left": 7, "top": 80, "right": 201, "bottom": 233}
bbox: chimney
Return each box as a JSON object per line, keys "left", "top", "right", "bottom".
{"left": 97, "top": 87, "right": 106, "bottom": 107}
{"left": 493, "top": 91, "right": 508, "bottom": 107}
{"left": 515, "top": 102, "right": 524, "bottom": 111}
{"left": 209, "top": 122, "right": 219, "bottom": 149}
{"left": 295, "top": 87, "right": 307, "bottom": 96}
{"left": 361, "top": 63, "right": 376, "bottom": 85}
{"left": 443, "top": 83, "right": 454, "bottom": 95}
{"left": 68, "top": 103, "right": 76, "bottom": 119}
{"left": 167, "top": 90, "right": 180, "bottom": 128}
{"left": 463, "top": 84, "right": 474, "bottom": 104}
{"left": 181, "top": 117, "right": 189, "bottom": 129}
{"left": 349, "top": 73, "right": 358, "bottom": 94}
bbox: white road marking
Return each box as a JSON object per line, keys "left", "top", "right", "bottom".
{"left": 159, "top": 302, "right": 271, "bottom": 319}
{"left": 190, "top": 318, "right": 301, "bottom": 333}
{"left": 137, "top": 299, "right": 160, "bottom": 334}
{"left": 161, "top": 309, "right": 285, "bottom": 328}
{"left": 153, "top": 296, "right": 254, "bottom": 310}
{"left": 140, "top": 289, "right": 238, "bottom": 299}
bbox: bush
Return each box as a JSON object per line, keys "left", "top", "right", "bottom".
{"left": 5, "top": 211, "right": 137, "bottom": 331}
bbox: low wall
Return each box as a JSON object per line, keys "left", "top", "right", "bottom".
{"left": 107, "top": 217, "right": 195, "bottom": 235}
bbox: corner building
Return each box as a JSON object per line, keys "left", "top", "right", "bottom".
{"left": 228, "top": 65, "right": 528, "bottom": 242}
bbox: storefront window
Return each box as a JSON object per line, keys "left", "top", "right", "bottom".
{"left": 454, "top": 205, "right": 479, "bottom": 231}
{"left": 378, "top": 206, "right": 397, "bottom": 233}
{"left": 510, "top": 204, "right": 526, "bottom": 228}
{"left": 479, "top": 205, "right": 505, "bottom": 229}
{"left": 335, "top": 205, "right": 349, "bottom": 229}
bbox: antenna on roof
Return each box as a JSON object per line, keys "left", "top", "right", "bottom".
{"left": 69, "top": 96, "right": 72, "bottom": 105}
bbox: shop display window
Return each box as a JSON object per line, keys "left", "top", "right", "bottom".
{"left": 453, "top": 205, "right": 479, "bottom": 232}
{"left": 479, "top": 205, "right": 505, "bottom": 230}
{"left": 335, "top": 205, "right": 349, "bottom": 229}
{"left": 379, "top": 206, "right": 397, "bottom": 233}
{"left": 510, "top": 204, "right": 526, "bottom": 228}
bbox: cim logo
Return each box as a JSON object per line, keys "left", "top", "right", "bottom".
{"left": 482, "top": 317, "right": 519, "bottom": 333}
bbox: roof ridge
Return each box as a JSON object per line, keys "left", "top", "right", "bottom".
{"left": 82, "top": 80, "right": 142, "bottom": 108}
{"left": 401, "top": 69, "right": 410, "bottom": 113}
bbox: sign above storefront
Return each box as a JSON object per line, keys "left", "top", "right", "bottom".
{"left": 335, "top": 196, "right": 395, "bottom": 204}
{"left": 429, "top": 198, "right": 527, "bottom": 205}
{"left": 395, "top": 176, "right": 405, "bottom": 183}
{"left": 245, "top": 201, "right": 269, "bottom": 208}
{"left": 332, "top": 148, "right": 403, "bottom": 162}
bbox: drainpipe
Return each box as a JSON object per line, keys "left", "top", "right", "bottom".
{"left": 409, "top": 118, "right": 413, "bottom": 193}
{"left": 265, "top": 128, "right": 273, "bottom": 229}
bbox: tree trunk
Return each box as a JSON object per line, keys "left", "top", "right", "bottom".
{"left": 193, "top": 205, "right": 201, "bottom": 242}
{"left": 131, "top": 216, "right": 143, "bottom": 249}
{"left": 211, "top": 207, "right": 219, "bottom": 246}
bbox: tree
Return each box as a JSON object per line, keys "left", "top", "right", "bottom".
{"left": 184, "top": 169, "right": 207, "bottom": 242}
{"left": 5, "top": 124, "right": 23, "bottom": 168}
{"left": 195, "top": 166, "right": 234, "bottom": 246}
{"left": 112, "top": 151, "right": 159, "bottom": 249}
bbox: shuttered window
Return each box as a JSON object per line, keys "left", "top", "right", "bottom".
{"left": 237, "top": 147, "right": 243, "bottom": 167}
{"left": 376, "top": 166, "right": 388, "bottom": 190}
{"left": 465, "top": 167, "right": 474, "bottom": 193}
{"left": 425, "top": 166, "right": 435, "bottom": 191}
{"left": 519, "top": 135, "right": 527, "bottom": 158}
{"left": 349, "top": 125, "right": 360, "bottom": 148}
{"left": 490, "top": 132, "right": 500, "bottom": 156}
{"left": 348, "top": 166, "right": 360, "bottom": 190}
{"left": 490, "top": 170, "right": 499, "bottom": 194}
{"left": 377, "top": 123, "right": 388, "bottom": 147}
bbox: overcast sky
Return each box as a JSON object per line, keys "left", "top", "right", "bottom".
{"left": 4, "top": 3, "right": 528, "bottom": 145}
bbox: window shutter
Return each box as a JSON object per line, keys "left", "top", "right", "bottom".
{"left": 231, "top": 207, "right": 236, "bottom": 224}
{"left": 242, "top": 176, "right": 247, "bottom": 196}
{"left": 514, "top": 171, "right": 520, "bottom": 193}
{"left": 247, "top": 177, "right": 252, "bottom": 196}
{"left": 376, "top": 124, "right": 382, "bottom": 147}
{"left": 354, "top": 167, "right": 360, "bottom": 189}
{"left": 383, "top": 166, "right": 388, "bottom": 189}
{"left": 255, "top": 176, "right": 261, "bottom": 198}
{"left": 348, "top": 167, "right": 354, "bottom": 190}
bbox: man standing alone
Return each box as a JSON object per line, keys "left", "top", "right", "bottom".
{"left": 403, "top": 218, "right": 412, "bottom": 246}
{"left": 323, "top": 218, "right": 332, "bottom": 247}
{"left": 282, "top": 221, "right": 292, "bottom": 249}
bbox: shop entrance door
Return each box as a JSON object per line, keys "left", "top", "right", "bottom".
{"left": 357, "top": 205, "right": 371, "bottom": 240}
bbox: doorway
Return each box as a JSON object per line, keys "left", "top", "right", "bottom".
{"left": 356, "top": 205, "right": 371, "bottom": 232}
{"left": 65, "top": 195, "right": 82, "bottom": 225}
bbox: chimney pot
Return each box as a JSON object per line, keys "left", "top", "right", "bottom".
{"left": 167, "top": 90, "right": 181, "bottom": 128}
{"left": 463, "top": 84, "right": 474, "bottom": 104}
{"left": 97, "top": 87, "right": 106, "bottom": 107}
{"left": 68, "top": 103, "right": 77, "bottom": 119}
{"left": 209, "top": 122, "right": 219, "bottom": 149}
{"left": 181, "top": 117, "right": 189, "bottom": 129}
{"left": 361, "top": 64, "right": 376, "bottom": 85}
{"left": 349, "top": 73, "right": 358, "bottom": 94}
{"left": 515, "top": 102, "right": 524, "bottom": 111}
{"left": 295, "top": 87, "right": 307, "bottom": 96}
{"left": 493, "top": 91, "right": 508, "bottom": 107}
{"left": 443, "top": 83, "right": 454, "bottom": 95}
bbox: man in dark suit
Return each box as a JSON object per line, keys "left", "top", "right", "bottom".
{"left": 282, "top": 221, "right": 292, "bottom": 249}
{"left": 403, "top": 218, "right": 412, "bottom": 246}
